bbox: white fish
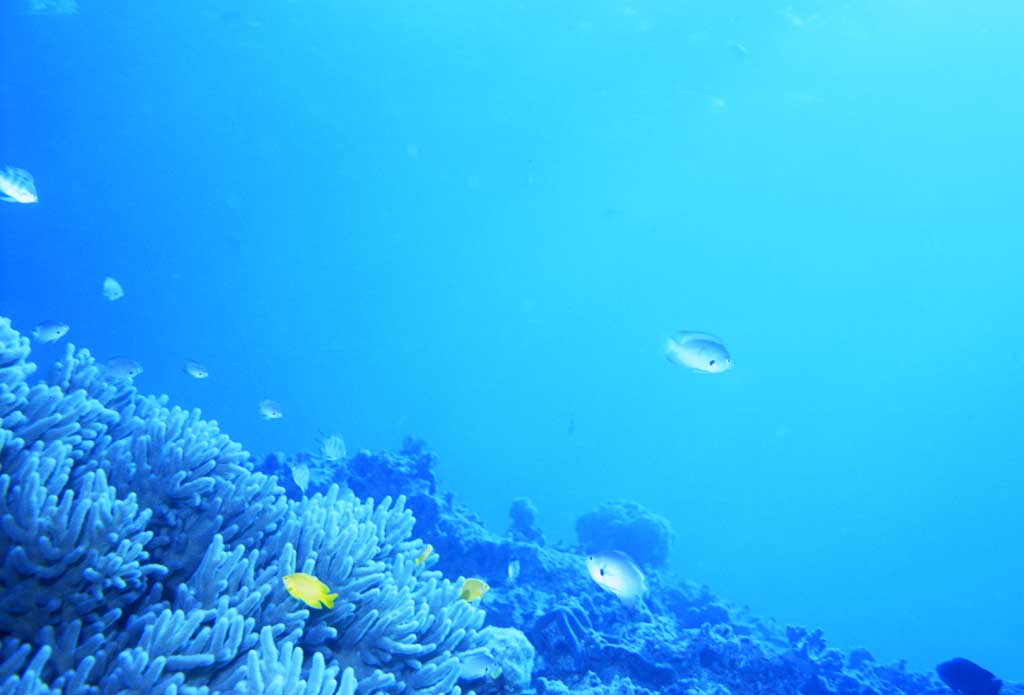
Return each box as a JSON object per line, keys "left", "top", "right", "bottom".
{"left": 259, "top": 399, "right": 283, "bottom": 420}
{"left": 32, "top": 321, "right": 69, "bottom": 344}
{"left": 290, "top": 463, "right": 310, "bottom": 493}
{"left": 665, "top": 331, "right": 732, "bottom": 373}
{"left": 102, "top": 276, "right": 124, "bottom": 301}
{"left": 586, "top": 550, "right": 646, "bottom": 607}
{"left": 106, "top": 357, "right": 143, "bottom": 379}
{"left": 319, "top": 433, "right": 347, "bottom": 461}
{"left": 458, "top": 650, "right": 502, "bottom": 681}
{"left": 507, "top": 560, "right": 521, "bottom": 582}
{"left": 184, "top": 360, "right": 209, "bottom": 379}
{"left": 0, "top": 167, "right": 38, "bottom": 204}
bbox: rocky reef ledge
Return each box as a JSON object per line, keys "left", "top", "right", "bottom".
{"left": 0, "top": 316, "right": 1017, "bottom": 695}
{"left": 267, "top": 442, "right": 1017, "bottom": 695}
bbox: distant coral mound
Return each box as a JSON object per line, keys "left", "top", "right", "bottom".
{"left": 508, "top": 498, "right": 545, "bottom": 545}
{"left": 575, "top": 501, "right": 674, "bottom": 568}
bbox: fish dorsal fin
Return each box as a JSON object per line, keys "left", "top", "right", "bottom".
{"left": 674, "top": 331, "right": 723, "bottom": 345}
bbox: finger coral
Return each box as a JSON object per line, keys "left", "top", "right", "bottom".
{"left": 0, "top": 316, "right": 488, "bottom": 695}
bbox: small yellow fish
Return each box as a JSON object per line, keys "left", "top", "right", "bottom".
{"left": 282, "top": 572, "right": 338, "bottom": 609}
{"left": 415, "top": 544, "right": 433, "bottom": 566}
{"left": 459, "top": 578, "right": 490, "bottom": 602}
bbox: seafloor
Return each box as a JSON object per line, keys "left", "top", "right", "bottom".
{"left": 0, "top": 315, "right": 1016, "bottom": 695}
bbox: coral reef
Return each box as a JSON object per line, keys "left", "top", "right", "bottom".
{"left": 2, "top": 313, "right": 1019, "bottom": 695}
{"left": 0, "top": 317, "right": 489, "bottom": 695}
{"left": 295, "top": 441, "right": 1015, "bottom": 695}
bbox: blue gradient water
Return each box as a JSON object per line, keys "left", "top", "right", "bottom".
{"left": 2, "top": 0, "right": 1021, "bottom": 680}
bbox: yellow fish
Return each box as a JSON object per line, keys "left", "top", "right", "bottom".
{"left": 415, "top": 544, "right": 433, "bottom": 566}
{"left": 282, "top": 572, "right": 338, "bottom": 609}
{"left": 459, "top": 578, "right": 490, "bottom": 602}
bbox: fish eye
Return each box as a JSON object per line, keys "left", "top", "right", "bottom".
{"left": 709, "top": 360, "right": 715, "bottom": 366}
{"left": 599, "top": 568, "right": 606, "bottom": 576}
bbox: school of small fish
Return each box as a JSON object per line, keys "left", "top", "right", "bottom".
{"left": 10, "top": 169, "right": 295, "bottom": 425}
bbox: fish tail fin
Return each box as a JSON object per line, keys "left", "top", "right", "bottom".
{"left": 323, "top": 592, "right": 339, "bottom": 609}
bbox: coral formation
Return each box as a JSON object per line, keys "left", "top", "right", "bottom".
{"left": 311, "top": 443, "right": 1010, "bottom": 695}
{"left": 0, "top": 317, "right": 488, "bottom": 695}
{"left": 507, "top": 499, "right": 544, "bottom": 546}
{"left": 575, "top": 501, "right": 673, "bottom": 569}
{"left": 2, "top": 314, "right": 1019, "bottom": 695}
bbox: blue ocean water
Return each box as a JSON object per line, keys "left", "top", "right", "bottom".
{"left": 2, "top": 0, "right": 1021, "bottom": 682}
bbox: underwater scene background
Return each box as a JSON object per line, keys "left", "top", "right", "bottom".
{"left": 1, "top": 0, "right": 1021, "bottom": 692}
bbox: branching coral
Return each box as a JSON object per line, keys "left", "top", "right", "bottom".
{"left": 0, "top": 317, "right": 490, "bottom": 695}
